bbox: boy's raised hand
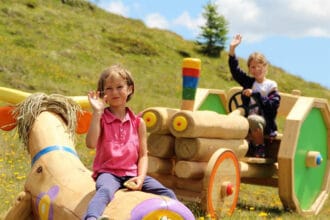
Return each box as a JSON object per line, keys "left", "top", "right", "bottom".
{"left": 229, "top": 34, "right": 242, "bottom": 55}
{"left": 230, "top": 34, "right": 242, "bottom": 47}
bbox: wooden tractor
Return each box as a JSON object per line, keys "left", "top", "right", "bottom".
{"left": 142, "top": 58, "right": 330, "bottom": 218}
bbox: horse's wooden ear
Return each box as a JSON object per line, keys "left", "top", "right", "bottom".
{"left": 0, "top": 106, "right": 17, "bottom": 131}
{"left": 76, "top": 110, "right": 92, "bottom": 134}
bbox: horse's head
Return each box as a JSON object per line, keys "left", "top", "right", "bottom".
{"left": 13, "top": 93, "right": 82, "bottom": 161}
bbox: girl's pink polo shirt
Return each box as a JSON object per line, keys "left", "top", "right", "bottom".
{"left": 92, "top": 107, "right": 140, "bottom": 180}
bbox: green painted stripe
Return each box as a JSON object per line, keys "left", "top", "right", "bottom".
{"left": 182, "top": 88, "right": 196, "bottom": 100}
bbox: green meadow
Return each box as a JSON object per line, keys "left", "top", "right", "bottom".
{"left": 1, "top": 0, "right": 330, "bottom": 219}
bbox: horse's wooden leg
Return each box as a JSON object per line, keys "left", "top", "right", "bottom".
{"left": 4, "top": 191, "right": 33, "bottom": 220}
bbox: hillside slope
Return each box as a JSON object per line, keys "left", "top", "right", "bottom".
{"left": 0, "top": 0, "right": 329, "bottom": 112}
{"left": 1, "top": 0, "right": 330, "bottom": 218}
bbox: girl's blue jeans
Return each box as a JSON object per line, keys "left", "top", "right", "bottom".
{"left": 84, "top": 173, "right": 177, "bottom": 219}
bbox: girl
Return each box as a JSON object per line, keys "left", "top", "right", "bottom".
{"left": 84, "top": 65, "right": 176, "bottom": 220}
{"left": 228, "top": 34, "right": 281, "bottom": 158}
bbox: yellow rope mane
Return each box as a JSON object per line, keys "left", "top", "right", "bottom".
{"left": 13, "top": 93, "right": 81, "bottom": 150}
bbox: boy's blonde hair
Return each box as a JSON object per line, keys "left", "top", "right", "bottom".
{"left": 97, "top": 64, "right": 135, "bottom": 101}
{"left": 247, "top": 52, "right": 268, "bottom": 67}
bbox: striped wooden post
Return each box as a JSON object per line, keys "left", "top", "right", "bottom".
{"left": 181, "top": 58, "right": 201, "bottom": 111}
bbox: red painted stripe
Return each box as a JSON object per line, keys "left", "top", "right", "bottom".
{"left": 182, "top": 68, "right": 200, "bottom": 77}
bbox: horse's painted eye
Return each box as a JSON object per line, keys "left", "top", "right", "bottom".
{"left": 37, "top": 166, "right": 43, "bottom": 173}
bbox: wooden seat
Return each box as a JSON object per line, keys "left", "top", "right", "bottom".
{"left": 243, "top": 133, "right": 283, "bottom": 164}
{"left": 242, "top": 157, "right": 276, "bottom": 164}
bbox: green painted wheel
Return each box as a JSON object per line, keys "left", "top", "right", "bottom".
{"left": 293, "top": 108, "right": 327, "bottom": 210}
{"left": 278, "top": 97, "right": 330, "bottom": 215}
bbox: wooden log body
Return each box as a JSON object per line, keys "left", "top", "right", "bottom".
{"left": 174, "top": 160, "right": 207, "bottom": 179}
{"left": 170, "top": 110, "right": 249, "bottom": 139}
{"left": 147, "top": 133, "right": 175, "bottom": 158}
{"left": 142, "top": 107, "right": 179, "bottom": 134}
{"left": 148, "top": 156, "right": 174, "bottom": 174}
{"left": 175, "top": 137, "right": 248, "bottom": 161}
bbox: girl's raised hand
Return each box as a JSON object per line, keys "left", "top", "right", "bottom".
{"left": 87, "top": 91, "right": 106, "bottom": 113}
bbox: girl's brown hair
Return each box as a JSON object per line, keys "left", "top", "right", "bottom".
{"left": 97, "top": 64, "right": 135, "bottom": 101}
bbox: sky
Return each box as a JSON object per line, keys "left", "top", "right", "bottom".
{"left": 89, "top": 0, "right": 330, "bottom": 89}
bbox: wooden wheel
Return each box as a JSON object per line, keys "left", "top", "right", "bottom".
{"left": 278, "top": 97, "right": 330, "bottom": 215}
{"left": 203, "top": 149, "right": 240, "bottom": 218}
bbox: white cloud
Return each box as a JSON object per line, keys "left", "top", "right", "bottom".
{"left": 289, "top": 0, "right": 330, "bottom": 18}
{"left": 102, "top": 1, "right": 129, "bottom": 17}
{"left": 173, "top": 11, "right": 204, "bottom": 37}
{"left": 144, "top": 13, "right": 169, "bottom": 30}
{"left": 91, "top": 0, "right": 330, "bottom": 42}
{"left": 215, "top": 0, "right": 330, "bottom": 42}
{"left": 173, "top": 11, "right": 201, "bottom": 31}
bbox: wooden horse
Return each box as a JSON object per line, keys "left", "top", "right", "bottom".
{"left": 1, "top": 92, "right": 194, "bottom": 220}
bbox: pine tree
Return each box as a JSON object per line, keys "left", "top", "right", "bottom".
{"left": 197, "top": 1, "right": 228, "bottom": 57}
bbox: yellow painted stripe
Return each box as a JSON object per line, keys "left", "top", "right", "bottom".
{"left": 68, "top": 96, "right": 91, "bottom": 109}
{"left": 0, "top": 87, "right": 30, "bottom": 104}
{"left": 182, "top": 58, "right": 201, "bottom": 69}
{"left": 0, "top": 87, "right": 91, "bottom": 109}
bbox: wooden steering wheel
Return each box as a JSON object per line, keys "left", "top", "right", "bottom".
{"left": 228, "top": 91, "right": 261, "bottom": 116}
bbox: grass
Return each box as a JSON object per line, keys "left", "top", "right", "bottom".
{"left": 2, "top": 129, "right": 330, "bottom": 219}
{"left": 1, "top": 0, "right": 330, "bottom": 219}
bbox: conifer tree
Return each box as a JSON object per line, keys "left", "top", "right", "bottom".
{"left": 197, "top": 1, "right": 228, "bottom": 57}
